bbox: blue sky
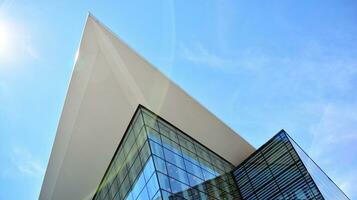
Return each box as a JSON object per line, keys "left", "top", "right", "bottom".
{"left": 0, "top": 0, "right": 356, "bottom": 199}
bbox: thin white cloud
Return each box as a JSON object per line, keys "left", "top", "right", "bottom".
{"left": 179, "top": 42, "right": 270, "bottom": 72}
{"left": 308, "top": 103, "right": 357, "bottom": 159}
{"left": 180, "top": 43, "right": 234, "bottom": 70}
{"left": 304, "top": 102, "right": 357, "bottom": 199}
{"left": 11, "top": 146, "right": 45, "bottom": 178}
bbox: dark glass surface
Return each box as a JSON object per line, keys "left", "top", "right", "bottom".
{"left": 233, "top": 130, "right": 324, "bottom": 200}
{"left": 233, "top": 130, "right": 350, "bottom": 200}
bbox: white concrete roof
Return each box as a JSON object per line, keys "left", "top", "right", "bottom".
{"left": 40, "top": 14, "right": 255, "bottom": 200}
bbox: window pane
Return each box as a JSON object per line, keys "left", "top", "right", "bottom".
{"left": 131, "top": 173, "right": 146, "bottom": 200}
{"left": 147, "top": 128, "right": 161, "bottom": 144}
{"left": 166, "top": 162, "right": 189, "bottom": 185}
{"left": 119, "top": 176, "right": 131, "bottom": 199}
{"left": 136, "top": 127, "right": 147, "bottom": 149}
{"left": 187, "top": 173, "right": 204, "bottom": 187}
{"left": 153, "top": 156, "right": 167, "bottom": 174}
{"left": 169, "top": 178, "right": 189, "bottom": 193}
{"left": 157, "top": 173, "right": 171, "bottom": 192}
{"left": 129, "top": 157, "right": 142, "bottom": 182}
{"left": 142, "top": 111, "right": 158, "bottom": 130}
{"left": 184, "top": 159, "right": 204, "bottom": 180}
{"left": 162, "top": 136, "right": 182, "bottom": 155}
{"left": 149, "top": 140, "right": 164, "bottom": 158}
{"left": 163, "top": 148, "right": 184, "bottom": 168}
{"left": 146, "top": 174, "right": 160, "bottom": 199}
{"left": 181, "top": 148, "right": 200, "bottom": 166}
{"left": 159, "top": 122, "right": 179, "bottom": 143}
{"left": 143, "top": 158, "right": 155, "bottom": 182}
{"left": 137, "top": 187, "right": 150, "bottom": 200}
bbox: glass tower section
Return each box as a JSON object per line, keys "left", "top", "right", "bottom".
{"left": 93, "top": 105, "right": 240, "bottom": 200}
{"left": 233, "top": 130, "right": 350, "bottom": 200}
{"left": 233, "top": 130, "right": 323, "bottom": 200}
{"left": 93, "top": 106, "right": 349, "bottom": 200}
{"left": 93, "top": 106, "right": 160, "bottom": 200}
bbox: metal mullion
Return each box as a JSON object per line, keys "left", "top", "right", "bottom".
{"left": 101, "top": 122, "right": 148, "bottom": 200}
{"left": 260, "top": 145, "right": 285, "bottom": 199}
{"left": 241, "top": 162, "right": 260, "bottom": 200}
{"left": 141, "top": 109, "right": 165, "bottom": 199}
{"left": 245, "top": 147, "right": 292, "bottom": 185}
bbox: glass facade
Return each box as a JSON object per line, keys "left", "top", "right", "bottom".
{"left": 233, "top": 130, "right": 323, "bottom": 200}
{"left": 93, "top": 106, "right": 349, "bottom": 200}
{"left": 288, "top": 135, "right": 350, "bottom": 200}
{"left": 233, "top": 130, "right": 350, "bottom": 200}
{"left": 93, "top": 105, "right": 239, "bottom": 200}
{"left": 93, "top": 107, "right": 160, "bottom": 200}
{"left": 169, "top": 172, "right": 241, "bottom": 200}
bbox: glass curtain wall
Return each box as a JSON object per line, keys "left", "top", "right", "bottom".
{"left": 233, "top": 130, "right": 324, "bottom": 200}
{"left": 169, "top": 172, "right": 241, "bottom": 200}
{"left": 142, "top": 107, "right": 240, "bottom": 200}
{"left": 93, "top": 105, "right": 240, "bottom": 200}
{"left": 93, "top": 107, "right": 160, "bottom": 200}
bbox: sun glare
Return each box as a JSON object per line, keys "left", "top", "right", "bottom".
{"left": 0, "top": 20, "right": 16, "bottom": 63}
{"left": 0, "top": 23, "right": 11, "bottom": 53}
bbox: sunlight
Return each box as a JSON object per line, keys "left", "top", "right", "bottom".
{"left": 0, "top": 20, "right": 14, "bottom": 62}
{"left": 0, "top": 21, "right": 11, "bottom": 54}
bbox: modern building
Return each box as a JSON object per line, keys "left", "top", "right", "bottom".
{"left": 40, "top": 15, "right": 350, "bottom": 200}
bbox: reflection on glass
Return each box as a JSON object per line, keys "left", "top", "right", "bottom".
{"left": 288, "top": 135, "right": 350, "bottom": 200}
{"left": 93, "top": 108, "right": 160, "bottom": 200}
{"left": 234, "top": 131, "right": 323, "bottom": 200}
{"left": 234, "top": 130, "right": 350, "bottom": 200}
{"left": 93, "top": 106, "right": 241, "bottom": 200}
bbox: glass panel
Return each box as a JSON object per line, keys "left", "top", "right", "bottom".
{"left": 288, "top": 134, "right": 350, "bottom": 200}
{"left": 147, "top": 128, "right": 161, "bottom": 144}
{"left": 167, "top": 162, "right": 189, "bottom": 185}
{"left": 153, "top": 156, "right": 167, "bottom": 174}
{"left": 184, "top": 159, "right": 204, "bottom": 180}
{"left": 142, "top": 110, "right": 159, "bottom": 130}
{"left": 146, "top": 174, "right": 160, "bottom": 199}
{"left": 163, "top": 148, "right": 185, "bottom": 168}
{"left": 150, "top": 140, "right": 164, "bottom": 158}
{"left": 187, "top": 173, "right": 203, "bottom": 187}
{"left": 162, "top": 136, "right": 182, "bottom": 155}
{"left": 143, "top": 158, "right": 155, "bottom": 181}
{"left": 158, "top": 172, "right": 171, "bottom": 192}
{"left": 131, "top": 173, "right": 146, "bottom": 200}
{"left": 140, "top": 142, "right": 151, "bottom": 165}
{"left": 169, "top": 177, "right": 190, "bottom": 193}
{"left": 158, "top": 121, "right": 179, "bottom": 143}
{"left": 233, "top": 130, "right": 337, "bottom": 200}
{"left": 137, "top": 187, "right": 150, "bottom": 200}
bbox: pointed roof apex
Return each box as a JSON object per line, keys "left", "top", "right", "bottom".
{"left": 40, "top": 14, "right": 255, "bottom": 200}
{"left": 86, "top": 12, "right": 99, "bottom": 23}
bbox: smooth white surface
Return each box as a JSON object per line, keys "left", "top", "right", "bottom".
{"left": 40, "top": 15, "right": 255, "bottom": 200}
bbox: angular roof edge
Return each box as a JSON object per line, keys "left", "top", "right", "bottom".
{"left": 40, "top": 14, "right": 255, "bottom": 200}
